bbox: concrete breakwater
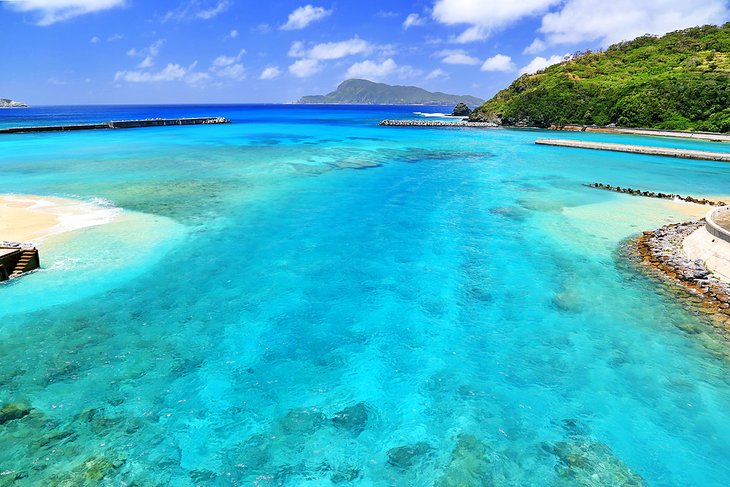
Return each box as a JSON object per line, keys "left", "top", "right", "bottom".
{"left": 536, "top": 139, "right": 730, "bottom": 162}
{"left": 380, "top": 120, "right": 498, "bottom": 127}
{"left": 0, "top": 117, "right": 230, "bottom": 135}
{"left": 633, "top": 221, "right": 730, "bottom": 332}
{"left": 551, "top": 124, "right": 730, "bottom": 143}
{"left": 586, "top": 183, "right": 727, "bottom": 206}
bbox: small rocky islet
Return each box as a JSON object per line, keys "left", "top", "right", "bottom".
{"left": 0, "top": 98, "right": 28, "bottom": 108}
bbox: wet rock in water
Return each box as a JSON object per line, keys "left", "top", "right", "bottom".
{"left": 189, "top": 469, "right": 218, "bottom": 483}
{"left": 279, "top": 408, "right": 326, "bottom": 436}
{"left": 0, "top": 470, "right": 26, "bottom": 486}
{"left": 435, "top": 434, "right": 492, "bottom": 486}
{"left": 551, "top": 287, "right": 583, "bottom": 313}
{"left": 452, "top": 103, "right": 472, "bottom": 117}
{"left": 330, "top": 464, "right": 361, "bottom": 483}
{"left": 0, "top": 403, "right": 31, "bottom": 424}
{"left": 331, "top": 402, "right": 369, "bottom": 434}
{"left": 33, "top": 429, "right": 77, "bottom": 449}
{"left": 84, "top": 456, "right": 123, "bottom": 482}
{"left": 52, "top": 452, "right": 127, "bottom": 486}
{"left": 561, "top": 418, "right": 591, "bottom": 438}
{"left": 544, "top": 439, "right": 645, "bottom": 486}
{"left": 488, "top": 206, "right": 529, "bottom": 221}
{"left": 387, "top": 442, "right": 433, "bottom": 469}
{"left": 467, "top": 287, "right": 493, "bottom": 303}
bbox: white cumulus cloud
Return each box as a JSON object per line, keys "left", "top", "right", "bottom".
{"left": 5, "top": 0, "right": 125, "bottom": 25}
{"left": 436, "top": 49, "right": 480, "bottom": 65}
{"left": 345, "top": 58, "right": 398, "bottom": 81}
{"left": 196, "top": 0, "right": 228, "bottom": 19}
{"left": 307, "top": 38, "right": 372, "bottom": 60}
{"left": 481, "top": 54, "right": 516, "bottom": 72}
{"left": 403, "top": 13, "right": 426, "bottom": 29}
{"left": 115, "top": 63, "right": 189, "bottom": 83}
{"left": 432, "top": 0, "right": 559, "bottom": 42}
{"left": 519, "top": 54, "right": 570, "bottom": 75}
{"left": 538, "top": 0, "right": 730, "bottom": 47}
{"left": 259, "top": 66, "right": 281, "bottom": 80}
{"left": 137, "top": 56, "right": 154, "bottom": 69}
{"left": 426, "top": 68, "right": 448, "bottom": 80}
{"left": 432, "top": 0, "right": 730, "bottom": 47}
{"left": 213, "top": 63, "right": 245, "bottom": 80}
{"left": 210, "top": 49, "right": 246, "bottom": 80}
{"left": 523, "top": 38, "right": 546, "bottom": 54}
{"left": 127, "top": 39, "right": 165, "bottom": 69}
{"left": 281, "top": 4, "right": 332, "bottom": 30}
{"left": 289, "top": 58, "right": 322, "bottom": 78}
{"left": 163, "top": 0, "right": 230, "bottom": 22}
{"left": 212, "top": 49, "right": 246, "bottom": 67}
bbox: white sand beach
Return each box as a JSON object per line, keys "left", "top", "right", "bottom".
{"left": 0, "top": 194, "right": 121, "bottom": 244}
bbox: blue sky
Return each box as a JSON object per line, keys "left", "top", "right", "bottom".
{"left": 1, "top": 0, "right": 728, "bottom": 105}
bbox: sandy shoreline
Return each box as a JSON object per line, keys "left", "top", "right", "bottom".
{"left": 0, "top": 194, "right": 121, "bottom": 245}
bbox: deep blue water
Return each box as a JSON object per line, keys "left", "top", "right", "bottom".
{"left": 1, "top": 105, "right": 730, "bottom": 485}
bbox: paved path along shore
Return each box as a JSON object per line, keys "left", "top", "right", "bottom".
{"left": 714, "top": 212, "right": 730, "bottom": 232}
{"left": 554, "top": 125, "right": 730, "bottom": 143}
{"left": 536, "top": 139, "right": 730, "bottom": 162}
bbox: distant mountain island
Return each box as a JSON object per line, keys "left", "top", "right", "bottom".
{"left": 470, "top": 23, "right": 730, "bottom": 132}
{"left": 0, "top": 98, "right": 28, "bottom": 108}
{"left": 298, "top": 79, "right": 484, "bottom": 106}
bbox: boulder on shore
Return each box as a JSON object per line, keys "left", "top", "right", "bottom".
{"left": 452, "top": 103, "right": 471, "bottom": 117}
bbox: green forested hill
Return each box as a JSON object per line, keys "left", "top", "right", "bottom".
{"left": 470, "top": 23, "right": 730, "bottom": 132}
{"left": 299, "top": 79, "right": 484, "bottom": 106}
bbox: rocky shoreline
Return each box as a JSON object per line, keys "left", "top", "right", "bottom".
{"left": 632, "top": 220, "right": 730, "bottom": 331}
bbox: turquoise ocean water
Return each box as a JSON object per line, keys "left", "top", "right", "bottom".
{"left": 2, "top": 105, "right": 730, "bottom": 485}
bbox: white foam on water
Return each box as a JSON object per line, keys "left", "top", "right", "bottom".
{"left": 413, "top": 112, "right": 463, "bottom": 119}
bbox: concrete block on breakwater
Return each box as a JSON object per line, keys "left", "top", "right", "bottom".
{"left": 0, "top": 117, "right": 231, "bottom": 135}
{"left": 536, "top": 139, "right": 730, "bottom": 162}
{"left": 379, "top": 120, "right": 499, "bottom": 128}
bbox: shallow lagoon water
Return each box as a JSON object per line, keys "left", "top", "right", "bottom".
{"left": 1, "top": 105, "right": 730, "bottom": 485}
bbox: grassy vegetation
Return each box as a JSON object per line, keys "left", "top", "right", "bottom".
{"left": 470, "top": 23, "right": 730, "bottom": 132}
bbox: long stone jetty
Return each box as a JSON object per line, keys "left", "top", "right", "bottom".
{"left": 585, "top": 183, "right": 727, "bottom": 206}
{"left": 0, "top": 116, "right": 230, "bottom": 135}
{"left": 380, "top": 120, "right": 498, "bottom": 127}
{"left": 535, "top": 139, "right": 730, "bottom": 162}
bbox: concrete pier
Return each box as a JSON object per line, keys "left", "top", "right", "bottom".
{"left": 535, "top": 139, "right": 730, "bottom": 162}
{"left": 0, "top": 116, "right": 230, "bottom": 135}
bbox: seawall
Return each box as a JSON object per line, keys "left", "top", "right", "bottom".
{"left": 0, "top": 117, "right": 230, "bottom": 135}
